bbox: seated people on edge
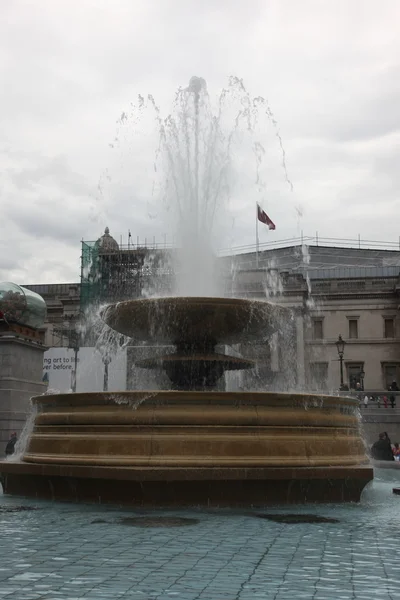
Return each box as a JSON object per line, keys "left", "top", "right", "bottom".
{"left": 371, "top": 432, "right": 394, "bottom": 461}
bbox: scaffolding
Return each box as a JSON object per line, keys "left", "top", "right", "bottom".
{"left": 80, "top": 240, "right": 174, "bottom": 312}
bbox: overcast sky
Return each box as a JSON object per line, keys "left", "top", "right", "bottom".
{"left": 1, "top": 0, "right": 399, "bottom": 283}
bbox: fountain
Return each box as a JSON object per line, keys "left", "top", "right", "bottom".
{"left": 0, "top": 294, "right": 373, "bottom": 504}
{"left": 0, "top": 77, "right": 373, "bottom": 504}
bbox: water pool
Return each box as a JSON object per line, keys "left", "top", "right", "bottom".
{"left": 0, "top": 468, "right": 399, "bottom": 600}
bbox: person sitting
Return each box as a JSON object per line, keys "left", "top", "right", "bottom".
{"left": 371, "top": 432, "right": 394, "bottom": 461}
{"left": 5, "top": 432, "right": 17, "bottom": 456}
{"left": 392, "top": 442, "right": 400, "bottom": 460}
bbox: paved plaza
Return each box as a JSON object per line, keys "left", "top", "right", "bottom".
{"left": 0, "top": 469, "right": 400, "bottom": 600}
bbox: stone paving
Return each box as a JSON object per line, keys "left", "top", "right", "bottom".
{"left": 0, "top": 469, "right": 400, "bottom": 600}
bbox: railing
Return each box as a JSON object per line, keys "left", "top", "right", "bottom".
{"left": 84, "top": 234, "right": 400, "bottom": 256}
{"left": 25, "top": 283, "right": 80, "bottom": 296}
{"left": 339, "top": 390, "right": 400, "bottom": 399}
{"left": 219, "top": 235, "right": 400, "bottom": 257}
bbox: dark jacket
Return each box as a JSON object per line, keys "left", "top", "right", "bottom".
{"left": 5, "top": 437, "right": 17, "bottom": 456}
{"left": 371, "top": 439, "right": 394, "bottom": 461}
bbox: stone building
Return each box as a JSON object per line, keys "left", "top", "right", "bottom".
{"left": 228, "top": 245, "right": 400, "bottom": 391}
{"left": 24, "top": 239, "right": 400, "bottom": 393}
{"left": 24, "top": 283, "right": 80, "bottom": 348}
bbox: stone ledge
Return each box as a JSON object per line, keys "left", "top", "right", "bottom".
{"left": 371, "top": 460, "right": 400, "bottom": 469}
{"left": 0, "top": 460, "right": 373, "bottom": 482}
{"left": 0, "top": 462, "right": 374, "bottom": 505}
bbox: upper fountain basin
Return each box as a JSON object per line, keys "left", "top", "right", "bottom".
{"left": 101, "top": 296, "right": 291, "bottom": 345}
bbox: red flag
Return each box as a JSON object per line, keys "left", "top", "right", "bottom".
{"left": 257, "top": 204, "right": 276, "bottom": 230}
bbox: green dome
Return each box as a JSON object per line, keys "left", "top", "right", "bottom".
{"left": 0, "top": 282, "right": 46, "bottom": 329}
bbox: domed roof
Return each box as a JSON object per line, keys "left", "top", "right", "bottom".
{"left": 0, "top": 282, "right": 46, "bottom": 329}
{"left": 97, "top": 227, "right": 119, "bottom": 253}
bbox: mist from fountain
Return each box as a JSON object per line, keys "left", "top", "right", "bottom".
{"left": 83, "top": 76, "right": 297, "bottom": 390}
{"left": 110, "top": 76, "right": 292, "bottom": 299}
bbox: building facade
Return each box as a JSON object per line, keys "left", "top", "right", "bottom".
{"left": 307, "top": 270, "right": 400, "bottom": 391}
{"left": 24, "top": 236, "right": 400, "bottom": 393}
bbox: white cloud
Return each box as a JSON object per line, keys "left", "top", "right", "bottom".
{"left": 1, "top": 0, "right": 399, "bottom": 283}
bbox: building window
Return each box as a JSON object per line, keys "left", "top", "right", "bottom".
{"left": 384, "top": 318, "right": 395, "bottom": 339}
{"left": 309, "top": 362, "right": 328, "bottom": 390}
{"left": 312, "top": 319, "right": 323, "bottom": 340}
{"left": 347, "top": 363, "right": 364, "bottom": 390}
{"left": 348, "top": 319, "right": 358, "bottom": 339}
{"left": 383, "top": 364, "right": 398, "bottom": 389}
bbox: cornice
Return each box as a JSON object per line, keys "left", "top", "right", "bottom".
{"left": 307, "top": 338, "right": 400, "bottom": 346}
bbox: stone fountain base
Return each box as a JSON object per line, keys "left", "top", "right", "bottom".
{"left": 0, "top": 390, "right": 373, "bottom": 505}
{"left": 0, "top": 463, "right": 372, "bottom": 505}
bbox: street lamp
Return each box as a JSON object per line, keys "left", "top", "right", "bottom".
{"left": 335, "top": 334, "right": 346, "bottom": 389}
{"left": 65, "top": 316, "right": 80, "bottom": 393}
{"left": 359, "top": 367, "right": 365, "bottom": 391}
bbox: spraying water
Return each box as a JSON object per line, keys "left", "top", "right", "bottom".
{"left": 109, "top": 76, "right": 292, "bottom": 298}
{"left": 88, "top": 76, "right": 294, "bottom": 393}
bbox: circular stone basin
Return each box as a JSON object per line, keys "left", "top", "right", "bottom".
{"left": 101, "top": 296, "right": 290, "bottom": 345}
{"left": 119, "top": 516, "right": 199, "bottom": 527}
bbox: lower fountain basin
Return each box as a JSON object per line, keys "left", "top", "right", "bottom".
{"left": 18, "top": 390, "right": 366, "bottom": 467}
{"left": 0, "top": 391, "right": 372, "bottom": 505}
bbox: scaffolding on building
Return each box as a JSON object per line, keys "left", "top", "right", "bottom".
{"left": 80, "top": 240, "right": 174, "bottom": 312}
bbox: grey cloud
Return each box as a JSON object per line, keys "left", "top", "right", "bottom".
{"left": 6, "top": 207, "right": 83, "bottom": 245}
{"left": 1, "top": 0, "right": 400, "bottom": 282}
{"left": 7, "top": 156, "right": 90, "bottom": 196}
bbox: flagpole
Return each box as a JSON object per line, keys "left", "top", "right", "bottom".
{"left": 256, "top": 203, "right": 259, "bottom": 268}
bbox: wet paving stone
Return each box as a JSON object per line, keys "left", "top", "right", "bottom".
{"left": 0, "top": 469, "right": 399, "bottom": 599}
{"left": 119, "top": 516, "right": 200, "bottom": 527}
{"left": 255, "top": 513, "right": 340, "bottom": 524}
{"left": 0, "top": 505, "right": 40, "bottom": 513}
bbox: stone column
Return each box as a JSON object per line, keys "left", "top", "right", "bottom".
{"left": 0, "top": 335, "right": 47, "bottom": 446}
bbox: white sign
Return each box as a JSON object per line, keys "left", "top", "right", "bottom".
{"left": 43, "top": 347, "right": 127, "bottom": 393}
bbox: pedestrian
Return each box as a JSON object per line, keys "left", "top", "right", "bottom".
{"left": 389, "top": 380, "right": 398, "bottom": 408}
{"left": 377, "top": 396, "right": 381, "bottom": 408}
{"left": 5, "top": 432, "right": 17, "bottom": 456}
{"left": 371, "top": 432, "right": 394, "bottom": 461}
{"left": 392, "top": 442, "right": 400, "bottom": 461}
{"left": 363, "top": 394, "right": 369, "bottom": 409}
{"left": 383, "top": 395, "right": 388, "bottom": 409}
